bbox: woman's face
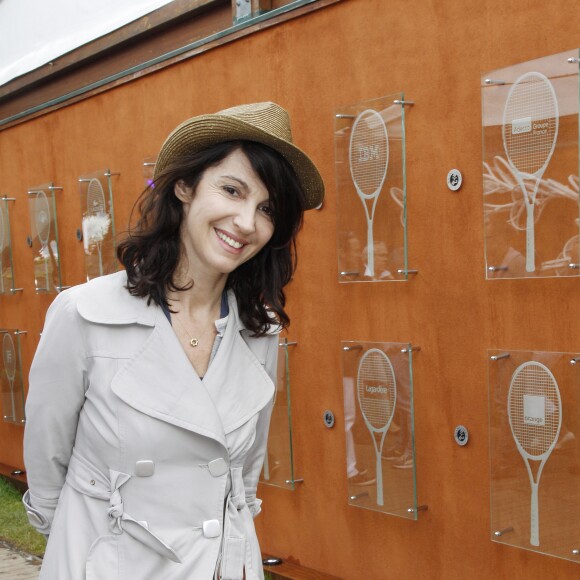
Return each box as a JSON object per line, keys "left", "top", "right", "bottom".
{"left": 175, "top": 148, "right": 275, "bottom": 279}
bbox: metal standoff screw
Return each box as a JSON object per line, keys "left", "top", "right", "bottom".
{"left": 488, "top": 265, "right": 508, "bottom": 272}
{"left": 397, "top": 269, "right": 419, "bottom": 275}
{"left": 570, "top": 358, "right": 580, "bottom": 365}
{"left": 340, "top": 271, "right": 360, "bottom": 276}
{"left": 349, "top": 491, "right": 369, "bottom": 501}
{"left": 490, "top": 353, "right": 510, "bottom": 361}
{"left": 568, "top": 58, "right": 580, "bottom": 63}
{"left": 407, "top": 505, "right": 428, "bottom": 513}
{"left": 484, "top": 79, "right": 506, "bottom": 85}
{"left": 572, "top": 549, "right": 580, "bottom": 556}
{"left": 285, "top": 478, "right": 304, "bottom": 485}
{"left": 494, "top": 526, "right": 514, "bottom": 537}
{"left": 343, "top": 345, "right": 363, "bottom": 351}
{"left": 401, "top": 346, "right": 421, "bottom": 353}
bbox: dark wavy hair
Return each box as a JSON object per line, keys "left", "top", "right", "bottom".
{"left": 117, "top": 140, "right": 306, "bottom": 336}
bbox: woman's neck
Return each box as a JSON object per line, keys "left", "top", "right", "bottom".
{"left": 168, "top": 267, "right": 227, "bottom": 318}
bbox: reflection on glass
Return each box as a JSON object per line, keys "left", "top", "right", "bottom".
{"left": 343, "top": 342, "right": 418, "bottom": 518}
{"left": 260, "top": 339, "right": 296, "bottom": 489}
{"left": 336, "top": 94, "right": 408, "bottom": 282}
{"left": 489, "top": 350, "right": 580, "bottom": 562}
{"left": 28, "top": 185, "right": 62, "bottom": 293}
{"left": 79, "top": 171, "right": 117, "bottom": 280}
{"left": 1, "top": 330, "right": 25, "bottom": 424}
{"left": 143, "top": 156, "right": 157, "bottom": 189}
{"left": 482, "top": 50, "right": 580, "bottom": 278}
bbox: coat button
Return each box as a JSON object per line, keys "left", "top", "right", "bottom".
{"left": 202, "top": 519, "right": 221, "bottom": 538}
{"left": 135, "top": 460, "right": 155, "bottom": 477}
{"left": 207, "top": 458, "right": 228, "bottom": 477}
{"left": 90, "top": 480, "right": 95, "bottom": 486}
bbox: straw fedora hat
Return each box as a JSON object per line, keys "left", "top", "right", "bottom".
{"left": 154, "top": 102, "right": 324, "bottom": 210}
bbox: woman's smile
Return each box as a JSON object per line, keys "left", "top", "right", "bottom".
{"left": 214, "top": 228, "right": 248, "bottom": 252}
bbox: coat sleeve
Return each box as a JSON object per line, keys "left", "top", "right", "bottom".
{"left": 23, "top": 290, "right": 88, "bottom": 534}
{"left": 242, "top": 333, "right": 277, "bottom": 517}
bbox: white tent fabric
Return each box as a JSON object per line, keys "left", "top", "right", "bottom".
{"left": 0, "top": 0, "right": 175, "bottom": 87}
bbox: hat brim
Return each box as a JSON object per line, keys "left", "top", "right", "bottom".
{"left": 154, "top": 114, "right": 324, "bottom": 210}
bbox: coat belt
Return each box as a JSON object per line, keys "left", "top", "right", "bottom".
{"left": 220, "top": 466, "right": 262, "bottom": 580}
{"left": 65, "top": 450, "right": 262, "bottom": 579}
{"left": 65, "top": 450, "right": 181, "bottom": 563}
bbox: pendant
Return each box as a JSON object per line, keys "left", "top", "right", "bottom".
{"left": 190, "top": 338, "right": 199, "bottom": 347}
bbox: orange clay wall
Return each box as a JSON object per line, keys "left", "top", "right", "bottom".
{"left": 1, "top": 0, "right": 580, "bottom": 577}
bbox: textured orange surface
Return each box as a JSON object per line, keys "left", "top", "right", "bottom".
{"left": 1, "top": 0, "right": 580, "bottom": 577}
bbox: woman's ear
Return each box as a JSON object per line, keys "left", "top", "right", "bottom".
{"left": 174, "top": 179, "right": 193, "bottom": 203}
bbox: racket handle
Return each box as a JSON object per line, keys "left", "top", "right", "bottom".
{"left": 263, "top": 449, "right": 270, "bottom": 481}
{"left": 530, "top": 482, "right": 539, "bottom": 546}
{"left": 525, "top": 205, "right": 535, "bottom": 272}
{"left": 376, "top": 452, "right": 383, "bottom": 506}
{"left": 10, "top": 386, "right": 16, "bottom": 420}
{"left": 366, "top": 221, "right": 375, "bottom": 278}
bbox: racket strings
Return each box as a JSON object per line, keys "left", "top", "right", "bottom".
{"left": 87, "top": 179, "right": 106, "bottom": 215}
{"left": 357, "top": 353, "right": 396, "bottom": 430}
{"left": 503, "top": 76, "right": 557, "bottom": 175}
{"left": 350, "top": 113, "right": 388, "bottom": 196}
{"left": 509, "top": 365, "right": 560, "bottom": 457}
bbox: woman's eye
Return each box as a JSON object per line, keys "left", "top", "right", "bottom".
{"left": 223, "top": 185, "right": 239, "bottom": 197}
{"left": 260, "top": 205, "right": 274, "bottom": 219}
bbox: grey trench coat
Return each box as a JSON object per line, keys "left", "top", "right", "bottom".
{"left": 23, "top": 271, "right": 276, "bottom": 580}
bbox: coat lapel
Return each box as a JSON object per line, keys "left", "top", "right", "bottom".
{"left": 77, "top": 273, "right": 275, "bottom": 448}
{"left": 202, "top": 291, "right": 275, "bottom": 435}
{"left": 110, "top": 317, "right": 228, "bottom": 448}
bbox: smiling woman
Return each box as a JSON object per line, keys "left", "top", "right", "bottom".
{"left": 22, "top": 101, "right": 324, "bottom": 580}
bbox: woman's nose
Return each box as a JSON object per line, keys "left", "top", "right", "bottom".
{"left": 233, "top": 203, "right": 257, "bottom": 234}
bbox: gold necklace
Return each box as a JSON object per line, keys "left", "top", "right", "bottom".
{"left": 173, "top": 312, "right": 215, "bottom": 348}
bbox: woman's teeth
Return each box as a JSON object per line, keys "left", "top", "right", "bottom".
{"left": 216, "top": 230, "right": 244, "bottom": 249}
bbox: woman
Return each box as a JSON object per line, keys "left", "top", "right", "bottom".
{"left": 23, "top": 102, "right": 324, "bottom": 579}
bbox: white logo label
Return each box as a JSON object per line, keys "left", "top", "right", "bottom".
{"left": 358, "top": 145, "right": 380, "bottom": 162}
{"left": 523, "top": 394, "right": 545, "bottom": 426}
{"left": 512, "top": 117, "right": 532, "bottom": 135}
{"left": 366, "top": 384, "right": 387, "bottom": 394}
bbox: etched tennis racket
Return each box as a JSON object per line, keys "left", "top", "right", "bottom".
{"left": 357, "top": 348, "right": 396, "bottom": 506}
{"left": 35, "top": 191, "right": 51, "bottom": 290}
{"left": 508, "top": 361, "right": 562, "bottom": 546}
{"left": 502, "top": 72, "right": 559, "bottom": 272}
{"left": 2, "top": 333, "right": 16, "bottom": 420}
{"left": 0, "top": 205, "right": 5, "bottom": 294}
{"left": 349, "top": 109, "right": 389, "bottom": 277}
{"left": 87, "top": 178, "right": 107, "bottom": 276}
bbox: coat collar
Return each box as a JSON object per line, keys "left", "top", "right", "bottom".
{"left": 75, "top": 271, "right": 275, "bottom": 449}
{"left": 76, "top": 271, "right": 158, "bottom": 327}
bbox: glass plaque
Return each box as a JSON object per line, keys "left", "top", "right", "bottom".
{"left": 27, "top": 184, "right": 63, "bottom": 293}
{"left": 335, "top": 94, "right": 408, "bottom": 282}
{"left": 488, "top": 349, "right": 580, "bottom": 562}
{"left": 482, "top": 50, "right": 580, "bottom": 279}
{"left": 342, "top": 342, "right": 419, "bottom": 518}
{"left": 260, "top": 339, "right": 297, "bottom": 490}
{"left": 0, "top": 197, "right": 16, "bottom": 294}
{"left": 1, "top": 330, "right": 25, "bottom": 424}
{"left": 79, "top": 170, "right": 117, "bottom": 280}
